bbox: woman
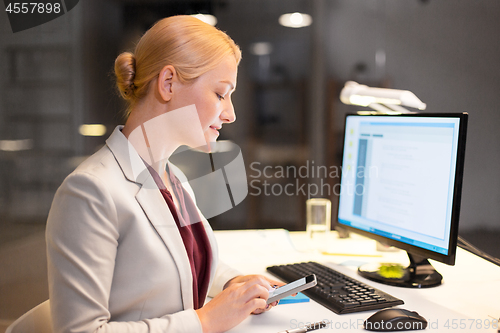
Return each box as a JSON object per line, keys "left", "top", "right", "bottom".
{"left": 46, "top": 15, "right": 281, "bottom": 333}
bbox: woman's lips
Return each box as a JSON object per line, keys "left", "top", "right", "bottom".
{"left": 210, "top": 126, "right": 221, "bottom": 136}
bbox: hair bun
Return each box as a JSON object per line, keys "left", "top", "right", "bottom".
{"left": 115, "top": 52, "right": 137, "bottom": 100}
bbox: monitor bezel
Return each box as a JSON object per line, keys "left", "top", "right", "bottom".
{"left": 335, "top": 112, "right": 468, "bottom": 266}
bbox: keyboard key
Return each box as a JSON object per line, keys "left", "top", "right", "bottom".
{"left": 344, "top": 301, "right": 361, "bottom": 308}
{"left": 360, "top": 299, "right": 378, "bottom": 306}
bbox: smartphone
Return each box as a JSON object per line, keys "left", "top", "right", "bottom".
{"left": 267, "top": 274, "right": 317, "bottom": 304}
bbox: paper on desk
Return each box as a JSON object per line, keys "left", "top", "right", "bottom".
{"left": 322, "top": 237, "right": 381, "bottom": 256}
{"left": 215, "top": 229, "right": 295, "bottom": 253}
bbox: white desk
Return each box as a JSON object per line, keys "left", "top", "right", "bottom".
{"left": 214, "top": 229, "right": 500, "bottom": 333}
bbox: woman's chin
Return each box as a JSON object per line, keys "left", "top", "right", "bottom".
{"left": 206, "top": 141, "right": 218, "bottom": 153}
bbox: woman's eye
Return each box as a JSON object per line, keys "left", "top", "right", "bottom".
{"left": 216, "top": 93, "right": 225, "bottom": 101}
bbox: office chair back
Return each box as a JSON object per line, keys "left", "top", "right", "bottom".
{"left": 5, "top": 300, "right": 52, "bottom": 333}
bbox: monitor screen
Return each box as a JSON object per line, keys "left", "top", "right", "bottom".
{"left": 336, "top": 113, "right": 468, "bottom": 287}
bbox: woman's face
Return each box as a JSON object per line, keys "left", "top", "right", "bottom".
{"left": 171, "top": 55, "right": 238, "bottom": 149}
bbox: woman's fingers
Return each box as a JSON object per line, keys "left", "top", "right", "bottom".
{"left": 266, "top": 277, "right": 286, "bottom": 287}
{"left": 196, "top": 280, "right": 269, "bottom": 332}
{"left": 244, "top": 281, "right": 269, "bottom": 300}
{"left": 227, "top": 274, "right": 280, "bottom": 290}
{"left": 244, "top": 282, "right": 271, "bottom": 313}
{"left": 237, "top": 277, "right": 282, "bottom": 314}
{"left": 207, "top": 275, "right": 282, "bottom": 321}
{"left": 251, "top": 299, "right": 279, "bottom": 314}
{"left": 245, "top": 297, "right": 268, "bottom": 314}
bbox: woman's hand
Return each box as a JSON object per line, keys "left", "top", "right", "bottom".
{"left": 195, "top": 275, "right": 283, "bottom": 333}
{"left": 223, "top": 275, "right": 284, "bottom": 314}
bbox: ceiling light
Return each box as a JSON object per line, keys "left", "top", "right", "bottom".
{"left": 79, "top": 124, "right": 107, "bottom": 137}
{"left": 191, "top": 14, "right": 218, "bottom": 26}
{"left": 250, "top": 42, "right": 273, "bottom": 56}
{"left": 0, "top": 139, "right": 33, "bottom": 151}
{"left": 279, "top": 12, "right": 312, "bottom": 28}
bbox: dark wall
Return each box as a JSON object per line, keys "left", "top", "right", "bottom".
{"left": 324, "top": 0, "right": 500, "bottom": 230}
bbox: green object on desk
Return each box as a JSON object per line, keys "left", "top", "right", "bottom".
{"left": 378, "top": 263, "right": 405, "bottom": 278}
{"left": 278, "top": 292, "right": 310, "bottom": 305}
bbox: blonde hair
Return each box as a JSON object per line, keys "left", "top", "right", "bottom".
{"left": 114, "top": 15, "right": 241, "bottom": 114}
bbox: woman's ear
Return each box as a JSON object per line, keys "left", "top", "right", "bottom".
{"left": 157, "top": 65, "right": 176, "bottom": 102}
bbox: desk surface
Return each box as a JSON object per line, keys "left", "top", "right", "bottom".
{"left": 213, "top": 229, "right": 500, "bottom": 333}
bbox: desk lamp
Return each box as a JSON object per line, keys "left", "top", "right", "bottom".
{"left": 340, "top": 81, "right": 427, "bottom": 114}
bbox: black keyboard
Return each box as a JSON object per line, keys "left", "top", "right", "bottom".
{"left": 267, "top": 261, "right": 404, "bottom": 314}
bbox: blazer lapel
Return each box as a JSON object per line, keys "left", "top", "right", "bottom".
{"left": 136, "top": 177, "right": 194, "bottom": 310}
{"left": 106, "top": 126, "right": 194, "bottom": 310}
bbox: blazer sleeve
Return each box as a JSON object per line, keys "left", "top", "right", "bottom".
{"left": 46, "top": 171, "right": 203, "bottom": 333}
{"left": 207, "top": 261, "right": 241, "bottom": 297}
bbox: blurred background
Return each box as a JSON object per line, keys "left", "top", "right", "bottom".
{"left": 1, "top": 0, "right": 499, "bottom": 330}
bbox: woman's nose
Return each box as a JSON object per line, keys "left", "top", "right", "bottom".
{"left": 221, "top": 100, "right": 236, "bottom": 123}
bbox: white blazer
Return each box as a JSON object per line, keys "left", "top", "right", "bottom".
{"left": 46, "top": 126, "right": 241, "bottom": 333}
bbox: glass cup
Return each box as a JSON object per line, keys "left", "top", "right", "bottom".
{"left": 306, "top": 198, "right": 332, "bottom": 244}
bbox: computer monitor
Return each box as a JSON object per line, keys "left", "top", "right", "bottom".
{"left": 336, "top": 112, "right": 468, "bottom": 288}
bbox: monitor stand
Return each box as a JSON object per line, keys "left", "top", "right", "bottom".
{"left": 357, "top": 252, "right": 443, "bottom": 288}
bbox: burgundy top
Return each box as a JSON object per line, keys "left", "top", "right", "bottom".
{"left": 147, "top": 163, "right": 213, "bottom": 310}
